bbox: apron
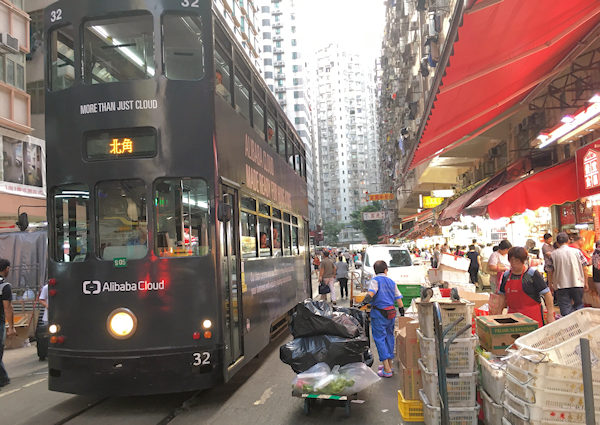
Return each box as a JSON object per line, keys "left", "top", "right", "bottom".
{"left": 505, "top": 272, "right": 544, "bottom": 327}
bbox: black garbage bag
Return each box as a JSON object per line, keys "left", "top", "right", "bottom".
{"left": 280, "top": 334, "right": 370, "bottom": 373}
{"left": 333, "top": 307, "right": 368, "bottom": 331}
{"left": 290, "top": 299, "right": 362, "bottom": 339}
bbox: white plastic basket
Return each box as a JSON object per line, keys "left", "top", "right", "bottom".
{"left": 514, "top": 308, "right": 600, "bottom": 352}
{"left": 503, "top": 386, "right": 600, "bottom": 423}
{"left": 417, "top": 299, "right": 474, "bottom": 339}
{"left": 417, "top": 329, "right": 478, "bottom": 373}
{"left": 478, "top": 354, "right": 505, "bottom": 404}
{"left": 419, "top": 389, "right": 479, "bottom": 425}
{"left": 418, "top": 359, "right": 477, "bottom": 407}
{"left": 501, "top": 416, "right": 583, "bottom": 425}
{"left": 505, "top": 352, "right": 600, "bottom": 386}
{"left": 481, "top": 389, "right": 503, "bottom": 425}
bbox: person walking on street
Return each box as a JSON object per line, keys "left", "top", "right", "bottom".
{"left": 466, "top": 245, "right": 481, "bottom": 285}
{"left": 542, "top": 233, "right": 554, "bottom": 289}
{"left": 0, "top": 259, "right": 16, "bottom": 387}
{"left": 487, "top": 240, "right": 512, "bottom": 293}
{"left": 592, "top": 241, "right": 600, "bottom": 295}
{"left": 432, "top": 243, "right": 441, "bottom": 268}
{"left": 312, "top": 254, "right": 321, "bottom": 279}
{"left": 336, "top": 256, "right": 349, "bottom": 299}
{"left": 37, "top": 283, "right": 49, "bottom": 361}
{"left": 547, "top": 232, "right": 588, "bottom": 316}
{"left": 318, "top": 251, "right": 337, "bottom": 304}
{"left": 358, "top": 260, "right": 403, "bottom": 378}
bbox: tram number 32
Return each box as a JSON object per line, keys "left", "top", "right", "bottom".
{"left": 181, "top": 0, "right": 200, "bottom": 7}
{"left": 50, "top": 8, "right": 62, "bottom": 22}
{"left": 193, "top": 352, "right": 210, "bottom": 366}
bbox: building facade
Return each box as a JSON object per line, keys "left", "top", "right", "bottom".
{"left": 314, "top": 44, "right": 380, "bottom": 225}
{"left": 257, "top": 0, "right": 318, "bottom": 229}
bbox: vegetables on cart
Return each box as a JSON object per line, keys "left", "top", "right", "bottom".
{"left": 292, "top": 362, "right": 380, "bottom": 396}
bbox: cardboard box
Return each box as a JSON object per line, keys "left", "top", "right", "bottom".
{"left": 458, "top": 289, "right": 489, "bottom": 310}
{"left": 476, "top": 313, "right": 539, "bottom": 355}
{"left": 438, "top": 253, "right": 470, "bottom": 272}
{"left": 395, "top": 319, "right": 420, "bottom": 369}
{"left": 398, "top": 360, "right": 422, "bottom": 400}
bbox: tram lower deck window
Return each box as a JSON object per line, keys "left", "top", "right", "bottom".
{"left": 53, "top": 184, "right": 90, "bottom": 262}
{"left": 155, "top": 178, "right": 209, "bottom": 257}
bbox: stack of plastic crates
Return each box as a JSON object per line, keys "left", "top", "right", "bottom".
{"left": 417, "top": 299, "right": 479, "bottom": 425}
{"left": 478, "top": 354, "right": 505, "bottom": 425}
{"left": 503, "top": 308, "right": 600, "bottom": 425}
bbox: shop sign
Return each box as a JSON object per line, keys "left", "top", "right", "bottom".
{"left": 576, "top": 200, "right": 594, "bottom": 223}
{"left": 560, "top": 203, "right": 576, "bottom": 226}
{"left": 594, "top": 206, "right": 600, "bottom": 241}
{"left": 368, "top": 193, "right": 394, "bottom": 201}
{"left": 363, "top": 211, "right": 385, "bottom": 221}
{"left": 422, "top": 196, "right": 444, "bottom": 209}
{"left": 576, "top": 140, "right": 600, "bottom": 197}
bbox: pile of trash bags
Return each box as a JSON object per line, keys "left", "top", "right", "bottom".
{"left": 280, "top": 300, "right": 373, "bottom": 373}
{"left": 291, "top": 362, "right": 380, "bottom": 396}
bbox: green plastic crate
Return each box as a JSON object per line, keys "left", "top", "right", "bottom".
{"left": 396, "top": 284, "right": 421, "bottom": 308}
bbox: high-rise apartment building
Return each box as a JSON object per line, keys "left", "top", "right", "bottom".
{"left": 257, "top": 0, "right": 318, "bottom": 229}
{"left": 213, "top": 0, "right": 262, "bottom": 72}
{"left": 314, "top": 45, "right": 379, "bottom": 224}
{"left": 0, "top": 0, "right": 47, "bottom": 229}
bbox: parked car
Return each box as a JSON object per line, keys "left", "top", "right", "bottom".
{"left": 360, "top": 245, "right": 426, "bottom": 287}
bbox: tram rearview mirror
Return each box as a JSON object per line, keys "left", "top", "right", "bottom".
{"left": 16, "top": 212, "right": 29, "bottom": 231}
{"left": 218, "top": 203, "right": 232, "bottom": 223}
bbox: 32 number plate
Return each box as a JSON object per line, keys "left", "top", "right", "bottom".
{"left": 192, "top": 352, "right": 210, "bottom": 366}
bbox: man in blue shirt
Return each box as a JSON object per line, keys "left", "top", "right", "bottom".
{"left": 359, "top": 260, "right": 403, "bottom": 377}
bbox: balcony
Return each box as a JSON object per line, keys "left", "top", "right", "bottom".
{"left": 272, "top": 22, "right": 283, "bottom": 29}
{"left": 274, "top": 47, "right": 284, "bottom": 54}
{"left": 274, "top": 86, "right": 286, "bottom": 93}
{"left": 273, "top": 34, "right": 283, "bottom": 42}
{"left": 0, "top": 2, "right": 30, "bottom": 54}
{"left": 274, "top": 61, "right": 285, "bottom": 67}
{"left": 275, "top": 73, "right": 285, "bottom": 80}
{"left": 272, "top": 9, "right": 283, "bottom": 16}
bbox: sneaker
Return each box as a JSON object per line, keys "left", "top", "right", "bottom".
{"left": 377, "top": 370, "right": 393, "bottom": 378}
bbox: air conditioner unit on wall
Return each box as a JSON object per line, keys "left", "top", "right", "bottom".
{"left": 0, "top": 33, "right": 19, "bottom": 54}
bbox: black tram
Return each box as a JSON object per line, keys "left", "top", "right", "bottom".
{"left": 44, "top": 0, "right": 310, "bottom": 395}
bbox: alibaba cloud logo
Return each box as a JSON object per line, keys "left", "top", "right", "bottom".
{"left": 83, "top": 280, "right": 102, "bottom": 295}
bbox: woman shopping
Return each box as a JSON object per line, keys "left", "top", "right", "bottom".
{"left": 492, "top": 247, "right": 555, "bottom": 327}
{"left": 358, "top": 260, "right": 404, "bottom": 378}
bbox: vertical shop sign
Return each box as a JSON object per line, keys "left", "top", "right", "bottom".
{"left": 560, "top": 203, "right": 576, "bottom": 226}
{"left": 576, "top": 140, "right": 600, "bottom": 198}
{"left": 595, "top": 206, "right": 600, "bottom": 241}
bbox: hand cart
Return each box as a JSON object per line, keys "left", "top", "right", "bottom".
{"left": 294, "top": 391, "right": 358, "bottom": 417}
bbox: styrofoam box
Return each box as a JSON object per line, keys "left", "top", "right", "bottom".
{"left": 438, "top": 253, "right": 471, "bottom": 272}
{"left": 428, "top": 267, "right": 470, "bottom": 284}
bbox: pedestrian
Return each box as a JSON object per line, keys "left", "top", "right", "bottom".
{"left": 466, "top": 244, "right": 481, "bottom": 285}
{"left": 547, "top": 232, "right": 588, "bottom": 316}
{"left": 592, "top": 241, "right": 600, "bottom": 295}
{"left": 472, "top": 239, "right": 481, "bottom": 254}
{"left": 358, "top": 260, "right": 403, "bottom": 378}
{"left": 318, "top": 251, "right": 337, "bottom": 304}
{"left": 432, "top": 243, "right": 441, "bottom": 268}
{"left": 312, "top": 253, "right": 321, "bottom": 279}
{"left": 487, "top": 240, "right": 512, "bottom": 293}
{"left": 542, "top": 233, "right": 554, "bottom": 289}
{"left": 570, "top": 234, "right": 591, "bottom": 264}
{"left": 37, "top": 282, "right": 49, "bottom": 361}
{"left": 0, "top": 259, "right": 16, "bottom": 387}
{"left": 336, "top": 255, "right": 349, "bottom": 299}
{"left": 492, "top": 247, "right": 555, "bottom": 327}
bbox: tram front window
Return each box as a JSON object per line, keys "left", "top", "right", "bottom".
{"left": 83, "top": 14, "right": 155, "bottom": 84}
{"left": 163, "top": 14, "right": 206, "bottom": 80}
{"left": 155, "top": 178, "right": 209, "bottom": 257}
{"left": 97, "top": 180, "right": 148, "bottom": 260}
{"left": 53, "top": 184, "right": 89, "bottom": 262}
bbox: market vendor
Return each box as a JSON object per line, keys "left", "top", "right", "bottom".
{"left": 492, "top": 246, "right": 555, "bottom": 327}
{"left": 358, "top": 260, "right": 403, "bottom": 378}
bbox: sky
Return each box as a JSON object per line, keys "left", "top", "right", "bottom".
{"left": 295, "top": 0, "right": 386, "bottom": 63}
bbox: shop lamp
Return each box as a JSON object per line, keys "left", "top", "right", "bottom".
{"left": 538, "top": 101, "right": 600, "bottom": 149}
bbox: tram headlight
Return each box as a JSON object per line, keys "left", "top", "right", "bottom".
{"left": 202, "top": 319, "right": 212, "bottom": 329}
{"left": 48, "top": 324, "right": 59, "bottom": 334}
{"left": 107, "top": 308, "right": 137, "bottom": 340}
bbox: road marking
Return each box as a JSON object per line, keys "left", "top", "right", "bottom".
{"left": 253, "top": 386, "right": 273, "bottom": 405}
{"left": 0, "top": 377, "right": 48, "bottom": 398}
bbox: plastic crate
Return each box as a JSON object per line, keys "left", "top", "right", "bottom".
{"left": 503, "top": 386, "right": 600, "bottom": 423}
{"left": 481, "top": 389, "right": 503, "bottom": 425}
{"left": 396, "top": 284, "right": 421, "bottom": 309}
{"left": 478, "top": 354, "right": 505, "bottom": 404}
{"left": 417, "top": 329, "right": 478, "bottom": 373}
{"left": 417, "top": 299, "right": 474, "bottom": 339}
{"left": 514, "top": 308, "right": 600, "bottom": 352}
{"left": 398, "top": 390, "right": 424, "bottom": 422}
{"left": 419, "top": 390, "right": 479, "bottom": 425}
{"left": 505, "top": 352, "right": 600, "bottom": 385}
{"left": 418, "top": 359, "right": 478, "bottom": 407}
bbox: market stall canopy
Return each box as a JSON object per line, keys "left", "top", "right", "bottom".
{"left": 401, "top": 209, "right": 434, "bottom": 224}
{"left": 408, "top": 0, "right": 600, "bottom": 170}
{"left": 463, "top": 159, "right": 577, "bottom": 219}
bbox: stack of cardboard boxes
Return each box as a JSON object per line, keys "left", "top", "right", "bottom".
{"left": 396, "top": 317, "right": 422, "bottom": 400}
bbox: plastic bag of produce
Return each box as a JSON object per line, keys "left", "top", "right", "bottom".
{"left": 290, "top": 299, "right": 362, "bottom": 338}
{"left": 280, "top": 334, "right": 370, "bottom": 373}
{"left": 291, "top": 362, "right": 380, "bottom": 395}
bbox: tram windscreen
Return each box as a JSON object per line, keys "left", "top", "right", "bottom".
{"left": 83, "top": 14, "right": 155, "bottom": 84}
{"left": 155, "top": 178, "right": 209, "bottom": 257}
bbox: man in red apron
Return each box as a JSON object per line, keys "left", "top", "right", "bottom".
{"left": 493, "top": 247, "right": 555, "bottom": 327}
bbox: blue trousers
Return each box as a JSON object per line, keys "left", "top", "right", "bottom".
{"left": 371, "top": 308, "right": 395, "bottom": 362}
{"left": 0, "top": 325, "right": 8, "bottom": 383}
{"left": 556, "top": 287, "right": 584, "bottom": 316}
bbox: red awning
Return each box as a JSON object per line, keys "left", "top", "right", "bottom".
{"left": 463, "top": 159, "right": 578, "bottom": 219}
{"left": 410, "top": 0, "right": 600, "bottom": 170}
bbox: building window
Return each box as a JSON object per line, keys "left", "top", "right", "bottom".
{"left": 263, "top": 32, "right": 271, "bottom": 39}
{"left": 262, "top": 19, "right": 270, "bottom": 26}
{"left": 292, "top": 52, "right": 298, "bottom": 59}
{"left": 291, "top": 39, "right": 297, "bottom": 46}
{"left": 264, "top": 71, "right": 273, "bottom": 79}
{"left": 276, "top": 54, "right": 282, "bottom": 61}
{"left": 291, "top": 26, "right": 296, "bottom": 33}
{"left": 28, "top": 80, "right": 45, "bottom": 114}
{"left": 263, "top": 45, "right": 272, "bottom": 53}
{"left": 264, "top": 58, "right": 273, "bottom": 66}
{"left": 293, "top": 91, "right": 303, "bottom": 99}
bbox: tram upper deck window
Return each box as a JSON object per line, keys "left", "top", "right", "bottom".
{"left": 258, "top": 216, "right": 271, "bottom": 257}
{"left": 155, "top": 178, "right": 209, "bottom": 257}
{"left": 214, "top": 47, "right": 231, "bottom": 103}
{"left": 83, "top": 14, "right": 154, "bottom": 85}
{"left": 241, "top": 211, "right": 257, "bottom": 258}
{"left": 163, "top": 14, "right": 206, "bottom": 80}
{"left": 53, "top": 184, "right": 89, "bottom": 262}
{"left": 267, "top": 114, "right": 276, "bottom": 150}
{"left": 97, "top": 180, "right": 148, "bottom": 260}
{"left": 49, "top": 25, "right": 75, "bottom": 91}
{"left": 234, "top": 73, "right": 250, "bottom": 121}
{"left": 277, "top": 125, "right": 286, "bottom": 156}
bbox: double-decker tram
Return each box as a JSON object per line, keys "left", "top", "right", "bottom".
{"left": 45, "top": 0, "right": 310, "bottom": 395}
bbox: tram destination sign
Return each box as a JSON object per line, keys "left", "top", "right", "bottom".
{"left": 85, "top": 127, "right": 157, "bottom": 160}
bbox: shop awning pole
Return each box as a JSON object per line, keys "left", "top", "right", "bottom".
{"left": 580, "top": 337, "right": 596, "bottom": 425}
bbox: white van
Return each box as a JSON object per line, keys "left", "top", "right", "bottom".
{"left": 360, "top": 245, "right": 426, "bottom": 287}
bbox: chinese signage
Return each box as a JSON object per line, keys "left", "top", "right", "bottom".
{"left": 583, "top": 149, "right": 600, "bottom": 190}
{"left": 422, "top": 196, "right": 444, "bottom": 209}
{"left": 363, "top": 211, "right": 386, "bottom": 221}
{"left": 109, "top": 138, "right": 134, "bottom": 155}
{"left": 576, "top": 140, "right": 600, "bottom": 198}
{"left": 368, "top": 193, "right": 394, "bottom": 201}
